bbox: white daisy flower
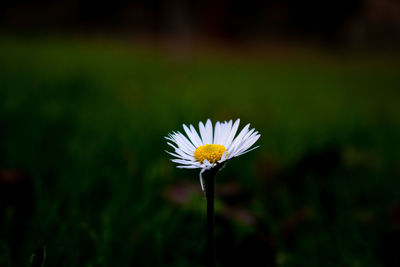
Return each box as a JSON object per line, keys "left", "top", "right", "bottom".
{"left": 165, "top": 119, "right": 260, "bottom": 191}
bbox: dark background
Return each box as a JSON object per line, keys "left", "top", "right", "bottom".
{"left": 1, "top": 1, "right": 400, "bottom": 266}
{"left": 2, "top": 0, "right": 400, "bottom": 46}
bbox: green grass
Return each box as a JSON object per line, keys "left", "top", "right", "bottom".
{"left": 0, "top": 37, "right": 399, "bottom": 266}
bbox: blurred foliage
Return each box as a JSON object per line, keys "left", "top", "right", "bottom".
{"left": 0, "top": 37, "right": 399, "bottom": 266}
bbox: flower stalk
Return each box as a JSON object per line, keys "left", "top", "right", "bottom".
{"left": 203, "top": 165, "right": 222, "bottom": 267}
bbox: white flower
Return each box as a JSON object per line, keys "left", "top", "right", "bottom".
{"left": 165, "top": 119, "right": 260, "bottom": 190}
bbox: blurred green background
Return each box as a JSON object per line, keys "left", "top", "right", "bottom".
{"left": 1, "top": 1, "right": 400, "bottom": 266}
{"left": 1, "top": 37, "right": 399, "bottom": 267}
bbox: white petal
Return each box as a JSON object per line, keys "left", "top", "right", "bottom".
{"left": 190, "top": 124, "right": 204, "bottom": 146}
{"left": 229, "top": 129, "right": 256, "bottom": 154}
{"left": 174, "top": 147, "right": 195, "bottom": 159}
{"left": 166, "top": 141, "right": 178, "bottom": 150}
{"left": 167, "top": 142, "right": 194, "bottom": 159}
{"left": 213, "top": 121, "right": 221, "bottom": 144}
{"left": 219, "top": 121, "right": 227, "bottom": 145}
{"left": 175, "top": 131, "right": 196, "bottom": 151}
{"left": 199, "top": 168, "right": 206, "bottom": 191}
{"left": 227, "top": 123, "right": 250, "bottom": 153}
{"left": 183, "top": 124, "right": 201, "bottom": 147}
{"left": 224, "top": 119, "right": 240, "bottom": 148}
{"left": 166, "top": 134, "right": 182, "bottom": 146}
{"left": 235, "top": 134, "right": 261, "bottom": 155}
{"left": 203, "top": 159, "right": 212, "bottom": 168}
{"left": 218, "top": 150, "right": 228, "bottom": 163}
{"left": 205, "top": 119, "right": 213, "bottom": 144}
{"left": 173, "top": 132, "right": 196, "bottom": 154}
{"left": 234, "top": 145, "right": 260, "bottom": 157}
{"left": 166, "top": 150, "right": 195, "bottom": 161}
{"left": 229, "top": 133, "right": 260, "bottom": 158}
{"left": 171, "top": 159, "right": 200, "bottom": 166}
{"left": 219, "top": 120, "right": 232, "bottom": 146}
{"left": 199, "top": 121, "right": 209, "bottom": 145}
{"left": 177, "top": 165, "right": 200, "bottom": 169}
{"left": 167, "top": 141, "right": 193, "bottom": 157}
{"left": 165, "top": 136, "right": 174, "bottom": 142}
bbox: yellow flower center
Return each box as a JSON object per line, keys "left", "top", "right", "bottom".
{"left": 194, "top": 144, "right": 227, "bottom": 163}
